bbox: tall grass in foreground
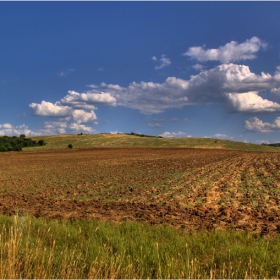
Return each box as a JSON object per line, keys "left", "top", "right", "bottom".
{"left": 0, "top": 215, "right": 280, "bottom": 279}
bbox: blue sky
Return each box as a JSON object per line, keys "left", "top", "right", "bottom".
{"left": 2, "top": 2, "right": 280, "bottom": 144}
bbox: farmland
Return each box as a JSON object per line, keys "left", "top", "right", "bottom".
{"left": 1, "top": 145, "right": 280, "bottom": 235}
{"left": 1, "top": 135, "right": 280, "bottom": 278}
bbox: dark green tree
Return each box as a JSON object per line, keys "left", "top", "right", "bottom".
{"left": 38, "top": 139, "right": 45, "bottom": 146}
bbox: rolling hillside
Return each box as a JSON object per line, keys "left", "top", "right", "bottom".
{"left": 23, "top": 133, "right": 280, "bottom": 152}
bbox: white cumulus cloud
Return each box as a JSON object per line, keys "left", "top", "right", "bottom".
{"left": 213, "top": 134, "right": 233, "bottom": 139}
{"left": 0, "top": 123, "right": 12, "bottom": 129}
{"left": 72, "top": 109, "right": 98, "bottom": 124}
{"left": 98, "top": 63, "right": 280, "bottom": 114}
{"left": 226, "top": 92, "right": 280, "bottom": 113}
{"left": 61, "top": 90, "right": 116, "bottom": 109}
{"left": 270, "top": 87, "right": 280, "bottom": 98}
{"left": 2, "top": 121, "right": 69, "bottom": 136}
{"left": 0, "top": 123, "right": 34, "bottom": 136}
{"left": 245, "top": 116, "right": 280, "bottom": 133}
{"left": 192, "top": 63, "right": 204, "bottom": 70}
{"left": 31, "top": 63, "right": 279, "bottom": 117}
{"left": 29, "top": 101, "right": 72, "bottom": 117}
{"left": 184, "top": 37, "right": 266, "bottom": 63}
{"left": 154, "top": 54, "right": 171, "bottom": 70}
{"left": 30, "top": 37, "right": 280, "bottom": 119}
{"left": 29, "top": 89, "right": 116, "bottom": 129}
{"left": 109, "top": 130, "right": 122, "bottom": 134}
{"left": 69, "top": 122, "right": 94, "bottom": 133}
{"left": 42, "top": 121, "right": 68, "bottom": 134}
{"left": 108, "top": 76, "right": 189, "bottom": 114}
{"left": 159, "top": 131, "right": 191, "bottom": 138}
{"left": 186, "top": 64, "right": 279, "bottom": 103}
{"left": 214, "top": 134, "right": 227, "bottom": 138}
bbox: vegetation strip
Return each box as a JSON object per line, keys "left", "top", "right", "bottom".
{"left": 0, "top": 134, "right": 45, "bottom": 152}
{"left": 22, "top": 133, "right": 280, "bottom": 152}
{"left": 0, "top": 215, "right": 280, "bottom": 279}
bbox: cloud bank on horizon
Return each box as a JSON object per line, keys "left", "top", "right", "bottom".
{"left": 22, "top": 36, "right": 280, "bottom": 139}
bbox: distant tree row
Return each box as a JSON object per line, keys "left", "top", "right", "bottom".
{"left": 0, "top": 134, "right": 45, "bottom": 152}
{"left": 261, "top": 143, "right": 280, "bottom": 147}
{"left": 126, "top": 132, "right": 163, "bottom": 138}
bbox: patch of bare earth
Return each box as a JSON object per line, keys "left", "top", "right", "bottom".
{"left": 1, "top": 148, "right": 280, "bottom": 235}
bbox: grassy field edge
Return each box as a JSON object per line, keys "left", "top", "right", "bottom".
{"left": 0, "top": 214, "right": 280, "bottom": 279}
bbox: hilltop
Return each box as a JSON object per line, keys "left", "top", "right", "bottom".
{"left": 22, "top": 133, "right": 280, "bottom": 152}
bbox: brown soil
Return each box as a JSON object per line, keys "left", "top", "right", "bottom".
{"left": 1, "top": 147, "right": 280, "bottom": 235}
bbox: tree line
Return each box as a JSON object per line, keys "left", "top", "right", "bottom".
{"left": 125, "top": 132, "right": 163, "bottom": 138}
{"left": 0, "top": 134, "right": 45, "bottom": 152}
{"left": 261, "top": 143, "right": 280, "bottom": 147}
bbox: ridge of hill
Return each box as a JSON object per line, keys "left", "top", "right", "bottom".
{"left": 22, "top": 133, "right": 280, "bottom": 152}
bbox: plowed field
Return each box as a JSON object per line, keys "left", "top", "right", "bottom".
{"left": 1, "top": 148, "right": 280, "bottom": 235}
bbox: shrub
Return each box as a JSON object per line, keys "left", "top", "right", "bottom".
{"left": 0, "top": 145, "right": 7, "bottom": 152}
{"left": 68, "top": 144, "right": 73, "bottom": 149}
{"left": 38, "top": 139, "right": 45, "bottom": 146}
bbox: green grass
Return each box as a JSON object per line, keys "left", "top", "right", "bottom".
{"left": 22, "top": 133, "right": 280, "bottom": 152}
{"left": 0, "top": 214, "right": 280, "bottom": 278}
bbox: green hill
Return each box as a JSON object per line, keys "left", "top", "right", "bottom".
{"left": 22, "top": 133, "right": 280, "bottom": 152}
